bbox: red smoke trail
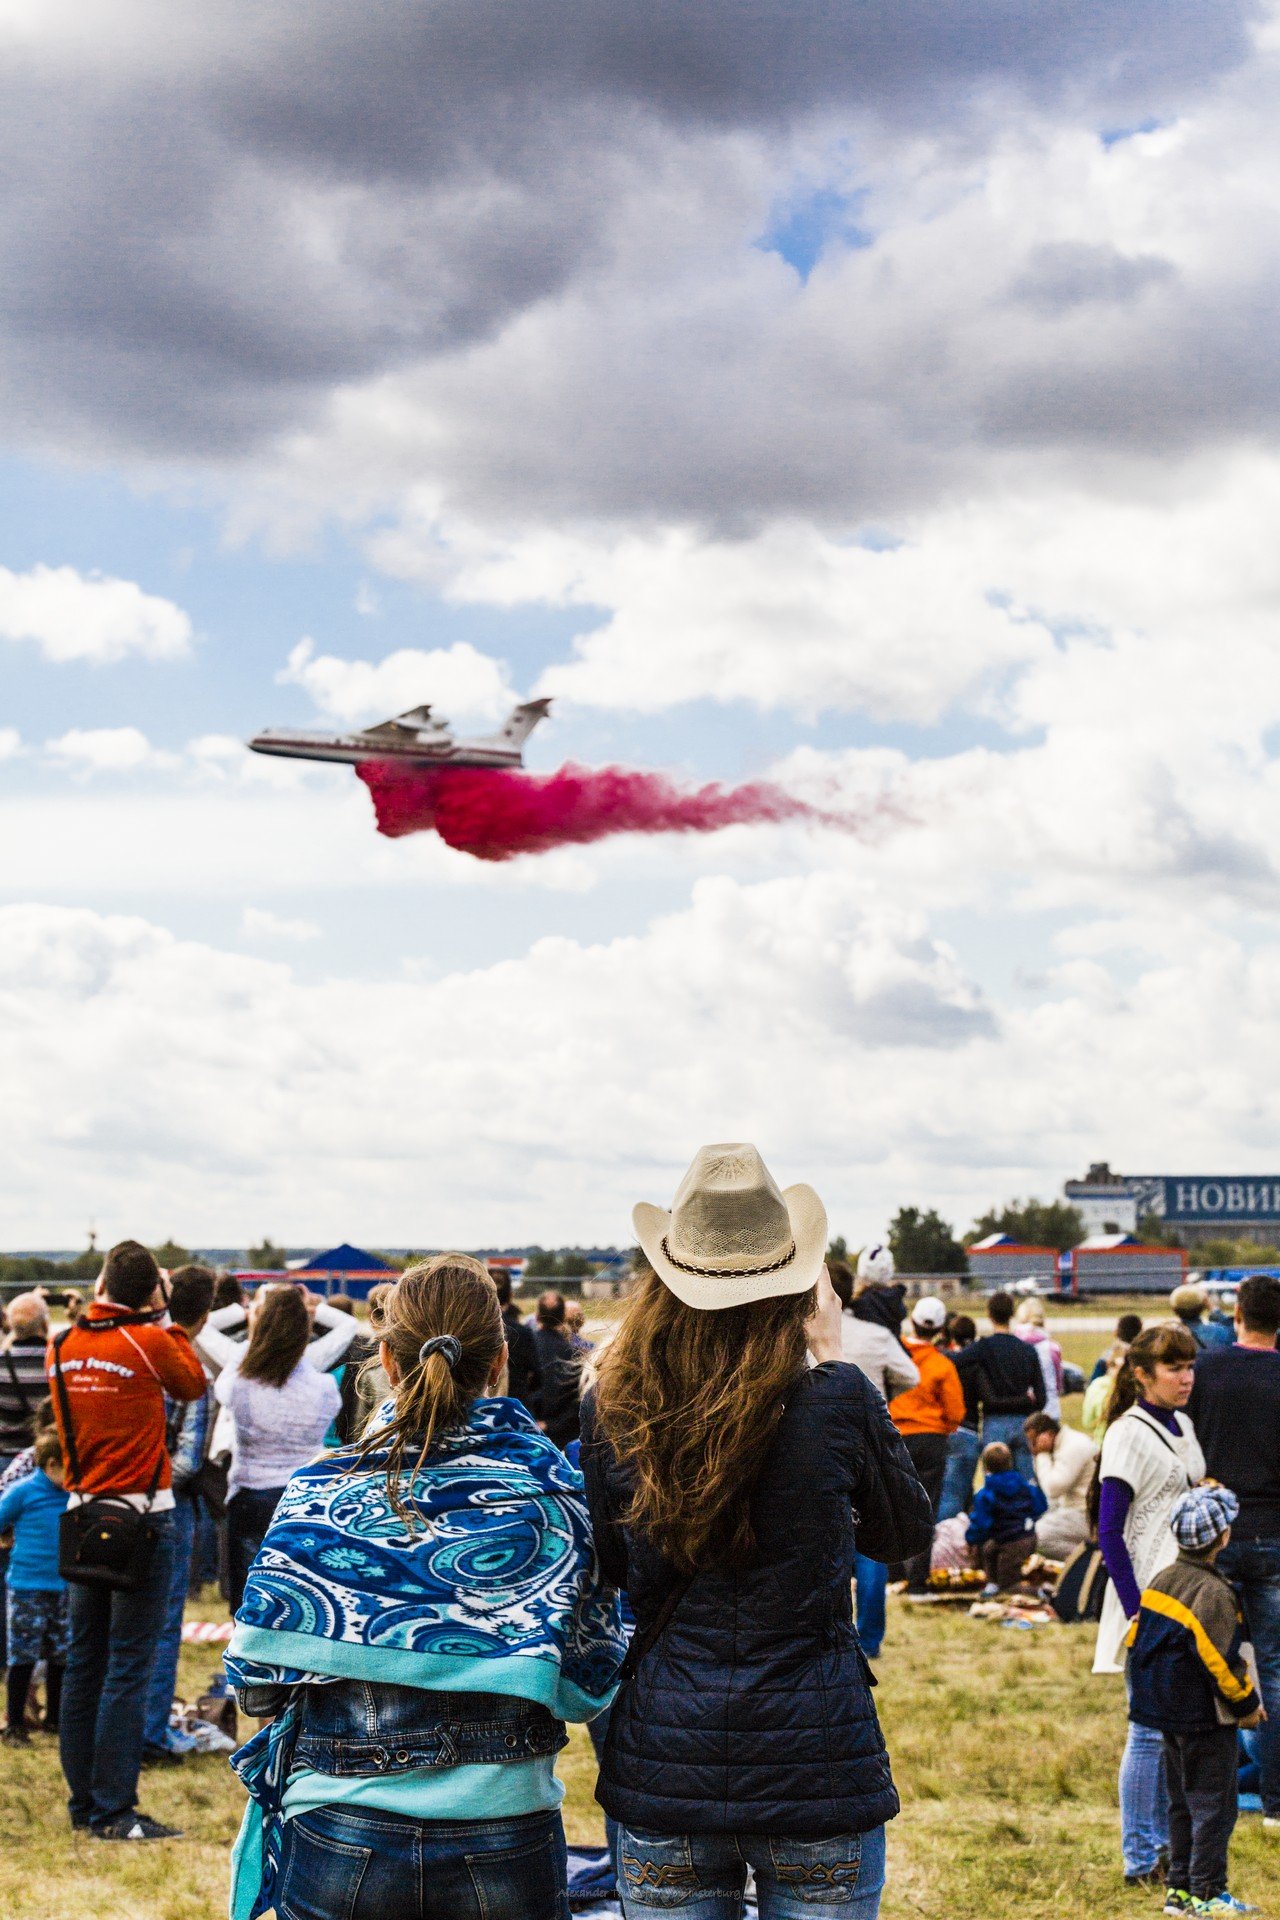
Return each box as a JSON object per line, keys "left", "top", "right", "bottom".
{"left": 356, "top": 761, "right": 857, "bottom": 862}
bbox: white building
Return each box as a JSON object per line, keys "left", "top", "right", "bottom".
{"left": 1063, "top": 1163, "right": 1138, "bottom": 1237}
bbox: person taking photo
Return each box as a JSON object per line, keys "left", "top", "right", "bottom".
{"left": 49, "top": 1239, "right": 207, "bottom": 1841}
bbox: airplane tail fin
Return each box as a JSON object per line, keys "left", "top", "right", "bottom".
{"left": 486, "top": 698, "right": 552, "bottom": 750}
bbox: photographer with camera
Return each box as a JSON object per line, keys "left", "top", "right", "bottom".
{"left": 48, "top": 1239, "right": 207, "bottom": 1841}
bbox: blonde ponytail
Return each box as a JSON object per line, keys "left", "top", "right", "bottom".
{"left": 353, "top": 1254, "right": 504, "bottom": 1525}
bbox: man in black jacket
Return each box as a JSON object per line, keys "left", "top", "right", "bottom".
{"left": 531, "top": 1291, "right": 581, "bottom": 1447}
{"left": 489, "top": 1270, "right": 542, "bottom": 1419}
{"left": 953, "top": 1291, "right": 1045, "bottom": 1483}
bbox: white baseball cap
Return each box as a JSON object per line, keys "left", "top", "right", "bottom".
{"left": 911, "top": 1296, "right": 948, "bottom": 1332}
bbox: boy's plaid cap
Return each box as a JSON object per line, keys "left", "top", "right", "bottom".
{"left": 1170, "top": 1484, "right": 1239, "bottom": 1552}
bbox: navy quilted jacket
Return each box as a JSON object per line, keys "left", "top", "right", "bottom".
{"left": 580, "top": 1362, "right": 933, "bottom": 1838}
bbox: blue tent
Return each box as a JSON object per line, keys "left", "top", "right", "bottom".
{"left": 291, "top": 1242, "right": 395, "bottom": 1300}
{"left": 302, "top": 1242, "right": 394, "bottom": 1274}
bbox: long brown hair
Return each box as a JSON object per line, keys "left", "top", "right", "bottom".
{"left": 353, "top": 1254, "right": 504, "bottom": 1523}
{"left": 592, "top": 1271, "right": 813, "bottom": 1574}
{"left": 239, "top": 1285, "right": 311, "bottom": 1388}
{"left": 1087, "top": 1321, "right": 1198, "bottom": 1530}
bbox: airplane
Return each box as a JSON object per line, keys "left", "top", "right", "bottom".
{"left": 247, "top": 697, "right": 553, "bottom": 769}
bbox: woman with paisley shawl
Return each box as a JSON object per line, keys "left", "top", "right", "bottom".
{"left": 224, "top": 1254, "right": 624, "bottom": 1920}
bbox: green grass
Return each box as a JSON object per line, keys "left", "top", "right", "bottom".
{"left": 3, "top": 1595, "right": 1273, "bottom": 1918}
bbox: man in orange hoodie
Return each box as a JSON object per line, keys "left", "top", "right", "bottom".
{"left": 889, "top": 1296, "right": 967, "bottom": 1592}
{"left": 47, "top": 1240, "right": 207, "bottom": 1841}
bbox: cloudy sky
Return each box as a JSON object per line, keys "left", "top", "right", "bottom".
{"left": 3, "top": 0, "right": 1280, "bottom": 1252}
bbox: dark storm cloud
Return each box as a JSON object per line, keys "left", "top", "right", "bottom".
{"left": 0, "top": 0, "right": 1260, "bottom": 460}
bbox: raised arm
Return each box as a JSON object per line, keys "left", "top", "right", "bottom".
{"left": 305, "top": 1301, "right": 361, "bottom": 1372}
{"left": 196, "top": 1303, "right": 250, "bottom": 1374}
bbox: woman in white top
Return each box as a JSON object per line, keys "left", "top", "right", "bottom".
{"left": 212, "top": 1285, "right": 357, "bottom": 1610}
{"left": 1090, "top": 1323, "right": 1203, "bottom": 1886}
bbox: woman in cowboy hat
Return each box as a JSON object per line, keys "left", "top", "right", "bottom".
{"left": 580, "top": 1144, "right": 933, "bottom": 1920}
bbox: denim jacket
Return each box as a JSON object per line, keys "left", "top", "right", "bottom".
{"left": 286, "top": 1681, "right": 568, "bottom": 1776}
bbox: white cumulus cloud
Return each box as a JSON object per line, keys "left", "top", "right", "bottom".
{"left": 278, "top": 636, "right": 516, "bottom": 725}
{"left": 4, "top": 891, "right": 1280, "bottom": 1249}
{"left": 44, "top": 726, "right": 178, "bottom": 773}
{"left": 0, "top": 563, "right": 191, "bottom": 663}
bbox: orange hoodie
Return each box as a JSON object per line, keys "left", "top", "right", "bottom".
{"left": 889, "top": 1337, "right": 966, "bottom": 1436}
{"left": 47, "top": 1302, "right": 207, "bottom": 1498}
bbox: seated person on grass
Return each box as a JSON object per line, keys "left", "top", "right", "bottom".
{"left": 965, "top": 1441, "right": 1047, "bottom": 1591}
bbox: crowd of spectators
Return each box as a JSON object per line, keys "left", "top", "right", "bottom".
{"left": 1, "top": 1210, "right": 1277, "bottom": 1917}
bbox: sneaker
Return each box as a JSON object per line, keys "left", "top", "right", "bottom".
{"left": 92, "top": 1812, "right": 183, "bottom": 1842}
{"left": 139, "top": 1744, "right": 183, "bottom": 1768}
{"left": 1198, "top": 1899, "right": 1258, "bottom": 1915}
{"left": 1, "top": 1724, "right": 30, "bottom": 1746}
{"left": 1263, "top": 1816, "right": 1280, "bottom": 1831}
{"left": 1126, "top": 1866, "right": 1167, "bottom": 1889}
{"left": 1164, "top": 1893, "right": 1194, "bottom": 1916}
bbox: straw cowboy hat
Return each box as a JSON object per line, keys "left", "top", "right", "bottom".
{"left": 633, "top": 1143, "right": 828, "bottom": 1311}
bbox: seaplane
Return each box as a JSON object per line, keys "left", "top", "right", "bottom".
{"left": 248, "top": 698, "right": 552, "bottom": 769}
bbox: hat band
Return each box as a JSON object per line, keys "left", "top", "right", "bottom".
{"left": 660, "top": 1235, "right": 797, "bottom": 1280}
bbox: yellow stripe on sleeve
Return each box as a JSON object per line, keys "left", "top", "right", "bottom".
{"left": 1138, "top": 1589, "right": 1253, "bottom": 1703}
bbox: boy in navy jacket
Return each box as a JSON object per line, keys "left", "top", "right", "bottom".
{"left": 1126, "top": 1485, "right": 1264, "bottom": 1915}
{"left": 966, "top": 1441, "right": 1047, "bottom": 1590}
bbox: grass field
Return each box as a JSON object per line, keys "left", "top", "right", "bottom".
{"left": 5, "top": 1313, "right": 1258, "bottom": 1919}
{"left": 2, "top": 1594, "right": 1275, "bottom": 1920}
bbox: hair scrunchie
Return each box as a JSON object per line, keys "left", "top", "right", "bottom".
{"left": 418, "top": 1333, "right": 462, "bottom": 1372}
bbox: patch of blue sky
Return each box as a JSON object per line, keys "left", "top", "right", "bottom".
{"left": 756, "top": 184, "right": 874, "bottom": 282}
{"left": 0, "top": 455, "right": 598, "bottom": 745}
{"left": 1100, "top": 117, "right": 1164, "bottom": 148}
{"left": 1, "top": 454, "right": 1028, "bottom": 787}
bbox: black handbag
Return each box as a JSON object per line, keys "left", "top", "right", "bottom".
{"left": 51, "top": 1328, "right": 163, "bottom": 1591}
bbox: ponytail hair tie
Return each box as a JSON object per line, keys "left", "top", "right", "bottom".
{"left": 419, "top": 1334, "right": 462, "bottom": 1372}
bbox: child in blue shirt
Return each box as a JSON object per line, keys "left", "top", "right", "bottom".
{"left": 966, "top": 1440, "right": 1048, "bottom": 1591}
{"left": 0, "top": 1428, "right": 69, "bottom": 1742}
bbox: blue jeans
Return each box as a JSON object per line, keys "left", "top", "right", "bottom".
{"left": 276, "top": 1804, "right": 569, "bottom": 1920}
{"left": 619, "top": 1821, "right": 886, "bottom": 1918}
{"left": 937, "top": 1428, "right": 981, "bottom": 1522}
{"left": 853, "top": 1554, "right": 887, "bottom": 1658}
{"left": 60, "top": 1511, "right": 175, "bottom": 1829}
{"left": 144, "top": 1491, "right": 196, "bottom": 1750}
{"left": 1217, "top": 1536, "right": 1280, "bottom": 1817}
{"left": 979, "top": 1415, "right": 1036, "bottom": 1485}
{"left": 1120, "top": 1718, "right": 1168, "bottom": 1876}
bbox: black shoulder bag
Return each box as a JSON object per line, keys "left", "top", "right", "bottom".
{"left": 51, "top": 1328, "right": 163, "bottom": 1591}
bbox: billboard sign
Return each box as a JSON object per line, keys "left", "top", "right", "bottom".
{"left": 1130, "top": 1176, "right": 1280, "bottom": 1228}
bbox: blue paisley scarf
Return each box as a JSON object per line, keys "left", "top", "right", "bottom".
{"left": 225, "top": 1396, "right": 623, "bottom": 1920}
